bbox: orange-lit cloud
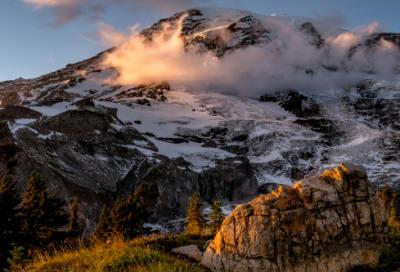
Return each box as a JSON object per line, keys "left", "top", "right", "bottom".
{"left": 95, "top": 23, "right": 130, "bottom": 47}
{"left": 22, "top": 0, "right": 83, "bottom": 7}
{"left": 100, "top": 15, "right": 399, "bottom": 96}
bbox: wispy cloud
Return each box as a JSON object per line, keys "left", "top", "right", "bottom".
{"left": 21, "top": 0, "right": 214, "bottom": 27}
{"left": 85, "top": 22, "right": 141, "bottom": 47}
{"left": 44, "top": 55, "right": 54, "bottom": 62}
{"left": 312, "top": 6, "right": 349, "bottom": 28}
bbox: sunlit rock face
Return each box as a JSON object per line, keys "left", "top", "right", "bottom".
{"left": 202, "top": 163, "right": 389, "bottom": 272}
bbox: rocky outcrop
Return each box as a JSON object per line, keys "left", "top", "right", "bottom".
{"left": 201, "top": 163, "right": 389, "bottom": 272}
{"left": 172, "top": 244, "right": 203, "bottom": 261}
{"left": 134, "top": 154, "right": 258, "bottom": 224}
{"left": 0, "top": 106, "right": 42, "bottom": 121}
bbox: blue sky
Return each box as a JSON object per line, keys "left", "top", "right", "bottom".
{"left": 0, "top": 0, "right": 399, "bottom": 82}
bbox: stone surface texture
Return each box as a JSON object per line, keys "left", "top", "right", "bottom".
{"left": 201, "top": 163, "right": 389, "bottom": 272}
{"left": 171, "top": 244, "right": 203, "bottom": 261}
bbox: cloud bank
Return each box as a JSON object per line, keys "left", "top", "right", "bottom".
{"left": 100, "top": 15, "right": 400, "bottom": 96}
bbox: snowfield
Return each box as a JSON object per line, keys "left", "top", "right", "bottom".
{"left": 90, "top": 79, "right": 400, "bottom": 189}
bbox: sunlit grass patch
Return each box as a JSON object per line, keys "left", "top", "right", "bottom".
{"left": 21, "top": 233, "right": 201, "bottom": 272}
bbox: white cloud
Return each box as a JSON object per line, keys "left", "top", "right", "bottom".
{"left": 100, "top": 16, "right": 399, "bottom": 96}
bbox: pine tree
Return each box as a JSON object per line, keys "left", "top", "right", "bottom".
{"left": 130, "top": 183, "right": 150, "bottom": 204}
{"left": 208, "top": 200, "right": 226, "bottom": 234}
{"left": 379, "top": 184, "right": 392, "bottom": 213}
{"left": 67, "top": 197, "right": 81, "bottom": 244}
{"left": 93, "top": 183, "right": 153, "bottom": 240}
{"left": 110, "top": 197, "right": 130, "bottom": 233}
{"left": 392, "top": 190, "right": 400, "bottom": 220}
{"left": 92, "top": 205, "right": 111, "bottom": 241}
{"left": 125, "top": 183, "right": 152, "bottom": 236}
{"left": 389, "top": 205, "right": 398, "bottom": 226}
{"left": 0, "top": 171, "right": 21, "bottom": 270}
{"left": 109, "top": 183, "right": 153, "bottom": 237}
{"left": 185, "top": 192, "right": 206, "bottom": 234}
{"left": 19, "top": 171, "right": 69, "bottom": 250}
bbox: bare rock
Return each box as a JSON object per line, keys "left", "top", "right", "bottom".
{"left": 201, "top": 163, "right": 389, "bottom": 272}
{"left": 0, "top": 106, "right": 42, "bottom": 121}
{"left": 204, "top": 240, "right": 214, "bottom": 251}
{"left": 74, "top": 97, "right": 95, "bottom": 108}
{"left": 172, "top": 244, "right": 203, "bottom": 262}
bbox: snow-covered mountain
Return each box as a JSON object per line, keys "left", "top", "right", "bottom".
{"left": 0, "top": 7, "right": 400, "bottom": 231}
{"left": 141, "top": 6, "right": 346, "bottom": 55}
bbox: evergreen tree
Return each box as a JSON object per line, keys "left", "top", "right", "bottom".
{"left": 389, "top": 206, "right": 398, "bottom": 226}
{"left": 19, "top": 171, "right": 69, "bottom": 250}
{"left": 92, "top": 205, "right": 111, "bottom": 241}
{"left": 379, "top": 184, "right": 392, "bottom": 213}
{"left": 110, "top": 197, "right": 130, "bottom": 233}
{"left": 125, "top": 183, "right": 152, "bottom": 236}
{"left": 129, "top": 183, "right": 150, "bottom": 205}
{"left": 93, "top": 183, "right": 153, "bottom": 240}
{"left": 185, "top": 192, "right": 206, "bottom": 234}
{"left": 0, "top": 171, "right": 21, "bottom": 270}
{"left": 392, "top": 190, "right": 400, "bottom": 220}
{"left": 110, "top": 183, "right": 153, "bottom": 237}
{"left": 67, "top": 197, "right": 81, "bottom": 244}
{"left": 208, "top": 200, "right": 226, "bottom": 234}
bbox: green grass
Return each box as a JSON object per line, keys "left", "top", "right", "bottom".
{"left": 15, "top": 233, "right": 208, "bottom": 272}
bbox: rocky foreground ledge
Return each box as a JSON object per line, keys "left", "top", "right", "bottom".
{"left": 201, "top": 163, "right": 389, "bottom": 272}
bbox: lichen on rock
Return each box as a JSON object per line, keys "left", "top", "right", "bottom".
{"left": 201, "top": 163, "right": 389, "bottom": 272}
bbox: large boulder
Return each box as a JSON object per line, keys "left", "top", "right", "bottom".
{"left": 201, "top": 163, "right": 389, "bottom": 272}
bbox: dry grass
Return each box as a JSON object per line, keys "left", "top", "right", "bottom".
{"left": 19, "top": 233, "right": 202, "bottom": 272}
